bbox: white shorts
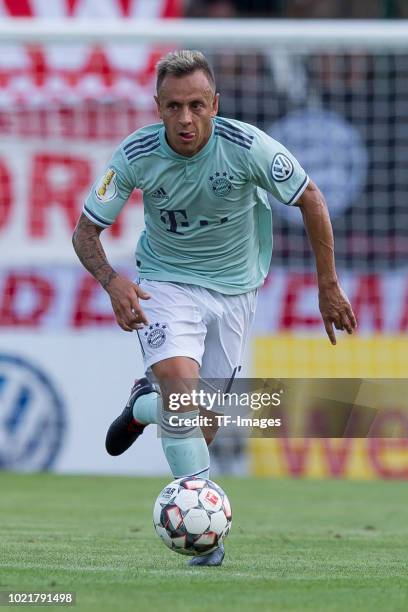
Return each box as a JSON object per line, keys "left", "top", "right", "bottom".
{"left": 136, "top": 279, "right": 257, "bottom": 381}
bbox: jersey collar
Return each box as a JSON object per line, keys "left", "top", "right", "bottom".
{"left": 159, "top": 119, "right": 216, "bottom": 161}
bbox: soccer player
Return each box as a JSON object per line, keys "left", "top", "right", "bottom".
{"left": 72, "top": 50, "right": 357, "bottom": 566}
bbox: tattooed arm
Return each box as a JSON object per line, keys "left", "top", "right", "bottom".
{"left": 72, "top": 213, "right": 150, "bottom": 331}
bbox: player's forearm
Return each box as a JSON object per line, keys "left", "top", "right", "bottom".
{"left": 72, "top": 213, "right": 118, "bottom": 291}
{"left": 298, "top": 181, "right": 338, "bottom": 288}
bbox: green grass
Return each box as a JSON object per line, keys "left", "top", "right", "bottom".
{"left": 1, "top": 474, "right": 408, "bottom": 611}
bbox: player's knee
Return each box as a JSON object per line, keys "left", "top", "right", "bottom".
{"left": 152, "top": 356, "right": 200, "bottom": 411}
{"left": 152, "top": 356, "right": 199, "bottom": 381}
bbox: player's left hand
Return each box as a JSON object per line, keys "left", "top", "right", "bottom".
{"left": 318, "top": 282, "right": 357, "bottom": 345}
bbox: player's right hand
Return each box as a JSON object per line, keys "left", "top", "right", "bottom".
{"left": 318, "top": 283, "right": 357, "bottom": 345}
{"left": 105, "top": 275, "right": 150, "bottom": 332}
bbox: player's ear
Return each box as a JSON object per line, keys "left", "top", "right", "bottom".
{"left": 154, "top": 95, "right": 162, "bottom": 119}
{"left": 211, "top": 93, "right": 220, "bottom": 117}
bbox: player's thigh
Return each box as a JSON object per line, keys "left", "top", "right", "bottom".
{"left": 200, "top": 290, "right": 257, "bottom": 383}
{"left": 136, "top": 279, "right": 207, "bottom": 373}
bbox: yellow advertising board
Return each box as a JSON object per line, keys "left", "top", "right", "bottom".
{"left": 250, "top": 335, "right": 408, "bottom": 479}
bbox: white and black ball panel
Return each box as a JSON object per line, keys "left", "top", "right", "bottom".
{"left": 174, "top": 489, "right": 199, "bottom": 512}
{"left": 210, "top": 510, "right": 228, "bottom": 535}
{"left": 183, "top": 508, "right": 210, "bottom": 534}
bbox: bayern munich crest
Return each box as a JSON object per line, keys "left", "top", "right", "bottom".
{"left": 271, "top": 152, "right": 294, "bottom": 182}
{"left": 144, "top": 323, "right": 167, "bottom": 348}
{"left": 208, "top": 171, "right": 234, "bottom": 197}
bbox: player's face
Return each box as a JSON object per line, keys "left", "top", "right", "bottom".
{"left": 155, "top": 70, "right": 219, "bottom": 157}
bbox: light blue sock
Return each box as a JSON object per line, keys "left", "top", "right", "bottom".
{"left": 160, "top": 410, "right": 210, "bottom": 479}
{"left": 132, "top": 391, "right": 161, "bottom": 425}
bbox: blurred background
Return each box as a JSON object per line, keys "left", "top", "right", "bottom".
{"left": 0, "top": 0, "right": 407, "bottom": 479}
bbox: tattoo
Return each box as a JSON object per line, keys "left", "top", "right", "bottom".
{"left": 72, "top": 214, "right": 117, "bottom": 290}
{"left": 101, "top": 270, "right": 119, "bottom": 291}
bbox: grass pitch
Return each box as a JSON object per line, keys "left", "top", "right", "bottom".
{"left": 1, "top": 473, "right": 407, "bottom": 612}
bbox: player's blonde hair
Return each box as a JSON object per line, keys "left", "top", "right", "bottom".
{"left": 156, "top": 50, "right": 216, "bottom": 93}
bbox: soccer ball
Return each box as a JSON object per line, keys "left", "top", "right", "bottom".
{"left": 153, "top": 477, "right": 232, "bottom": 556}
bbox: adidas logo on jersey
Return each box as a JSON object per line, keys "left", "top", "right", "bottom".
{"left": 151, "top": 187, "right": 169, "bottom": 201}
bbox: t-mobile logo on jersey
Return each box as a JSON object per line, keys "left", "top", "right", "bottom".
{"left": 159, "top": 209, "right": 189, "bottom": 234}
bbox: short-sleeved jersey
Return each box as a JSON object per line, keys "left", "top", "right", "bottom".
{"left": 83, "top": 117, "right": 309, "bottom": 295}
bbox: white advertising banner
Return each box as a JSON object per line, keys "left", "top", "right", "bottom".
{"left": 0, "top": 330, "right": 169, "bottom": 475}
{"left": 0, "top": 266, "right": 406, "bottom": 333}
{"left": 0, "top": 139, "right": 145, "bottom": 264}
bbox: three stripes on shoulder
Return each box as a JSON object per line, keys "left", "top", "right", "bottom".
{"left": 124, "top": 132, "right": 160, "bottom": 162}
{"left": 214, "top": 118, "right": 254, "bottom": 151}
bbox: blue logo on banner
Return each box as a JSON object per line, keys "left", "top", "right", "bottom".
{"left": 267, "top": 109, "right": 368, "bottom": 225}
{"left": 0, "top": 354, "right": 66, "bottom": 470}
